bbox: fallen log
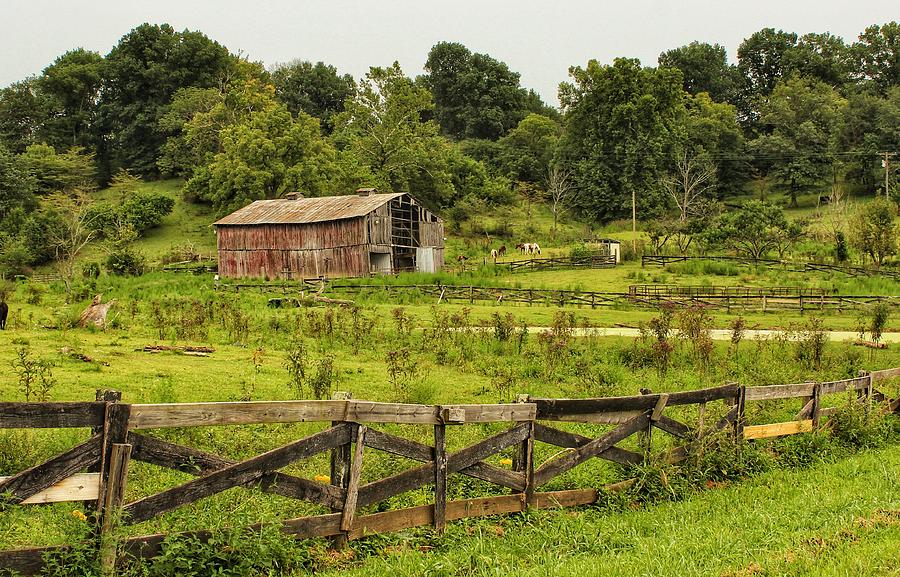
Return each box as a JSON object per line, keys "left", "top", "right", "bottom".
{"left": 139, "top": 345, "right": 215, "bottom": 356}
{"left": 853, "top": 340, "right": 888, "bottom": 349}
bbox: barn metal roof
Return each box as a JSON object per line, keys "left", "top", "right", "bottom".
{"left": 213, "top": 193, "right": 406, "bottom": 226}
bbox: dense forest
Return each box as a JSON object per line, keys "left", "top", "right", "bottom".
{"left": 1, "top": 22, "right": 899, "bottom": 277}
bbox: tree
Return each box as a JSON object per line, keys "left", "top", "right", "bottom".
{"left": 42, "top": 193, "right": 99, "bottom": 301}
{"left": 849, "top": 198, "right": 897, "bottom": 266}
{"left": 852, "top": 21, "right": 900, "bottom": 94}
{"left": 270, "top": 60, "right": 354, "bottom": 131}
{"left": 496, "top": 113, "right": 560, "bottom": 185}
{"left": 39, "top": 48, "right": 105, "bottom": 149}
{"left": 334, "top": 62, "right": 454, "bottom": 208}
{"left": 684, "top": 93, "right": 748, "bottom": 198}
{"left": 658, "top": 41, "right": 741, "bottom": 102}
{"left": 786, "top": 33, "right": 852, "bottom": 88}
{"left": 738, "top": 28, "right": 799, "bottom": 98}
{"left": 717, "top": 200, "right": 791, "bottom": 261}
{"left": 186, "top": 101, "right": 339, "bottom": 214}
{"left": 424, "top": 42, "right": 545, "bottom": 140}
{"left": 662, "top": 150, "right": 716, "bottom": 222}
{"left": 546, "top": 164, "right": 574, "bottom": 235}
{"left": 750, "top": 76, "right": 846, "bottom": 207}
{"left": 0, "top": 144, "right": 37, "bottom": 216}
{"left": 0, "top": 78, "right": 52, "bottom": 153}
{"left": 98, "top": 23, "right": 232, "bottom": 178}
{"left": 20, "top": 144, "right": 96, "bottom": 194}
{"left": 559, "top": 58, "right": 685, "bottom": 222}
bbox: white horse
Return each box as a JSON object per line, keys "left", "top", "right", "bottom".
{"left": 490, "top": 249, "right": 499, "bottom": 261}
{"left": 531, "top": 243, "right": 541, "bottom": 255}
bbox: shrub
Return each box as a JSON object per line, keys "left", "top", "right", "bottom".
{"left": 106, "top": 246, "right": 146, "bottom": 276}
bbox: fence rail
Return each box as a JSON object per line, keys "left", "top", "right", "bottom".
{"left": 501, "top": 254, "right": 616, "bottom": 272}
{"left": 2, "top": 369, "right": 899, "bottom": 575}
{"left": 642, "top": 254, "right": 900, "bottom": 280}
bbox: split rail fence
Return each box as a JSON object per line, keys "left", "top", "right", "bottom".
{"left": 642, "top": 254, "right": 900, "bottom": 280}
{"left": 3, "top": 369, "right": 898, "bottom": 575}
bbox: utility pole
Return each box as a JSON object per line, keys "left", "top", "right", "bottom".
{"left": 631, "top": 187, "right": 637, "bottom": 254}
{"left": 883, "top": 152, "right": 891, "bottom": 199}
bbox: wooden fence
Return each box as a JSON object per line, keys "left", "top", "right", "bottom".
{"left": 317, "top": 283, "right": 897, "bottom": 313}
{"left": 500, "top": 254, "right": 616, "bottom": 272}
{"left": 1, "top": 369, "right": 899, "bottom": 575}
{"left": 641, "top": 254, "right": 900, "bottom": 280}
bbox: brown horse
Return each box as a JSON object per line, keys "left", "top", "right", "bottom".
{"left": 0, "top": 301, "right": 7, "bottom": 330}
{"left": 498, "top": 245, "right": 507, "bottom": 257}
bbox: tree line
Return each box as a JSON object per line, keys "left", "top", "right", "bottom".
{"left": 1, "top": 21, "right": 899, "bottom": 276}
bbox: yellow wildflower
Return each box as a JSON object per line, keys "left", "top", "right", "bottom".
{"left": 314, "top": 474, "right": 331, "bottom": 483}
{"left": 499, "top": 458, "right": 513, "bottom": 466}
{"left": 71, "top": 510, "right": 88, "bottom": 521}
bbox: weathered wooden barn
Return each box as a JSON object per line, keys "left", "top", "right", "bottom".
{"left": 213, "top": 190, "right": 444, "bottom": 279}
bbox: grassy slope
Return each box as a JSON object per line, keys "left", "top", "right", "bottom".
{"left": 318, "top": 447, "right": 900, "bottom": 577}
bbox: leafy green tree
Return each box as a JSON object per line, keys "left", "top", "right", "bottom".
{"left": 424, "top": 42, "right": 547, "bottom": 140}
{"left": 786, "top": 33, "right": 853, "bottom": 88}
{"left": 20, "top": 144, "right": 96, "bottom": 194}
{"left": 717, "top": 200, "right": 791, "bottom": 261}
{"left": 684, "top": 93, "right": 748, "bottom": 197}
{"left": 496, "top": 113, "right": 560, "bottom": 185}
{"left": 158, "top": 69, "right": 274, "bottom": 178}
{"left": 738, "top": 28, "right": 799, "bottom": 98}
{"left": 658, "top": 42, "right": 742, "bottom": 102}
{"left": 98, "top": 23, "right": 232, "bottom": 178}
{"left": 839, "top": 88, "right": 900, "bottom": 192}
{"left": 270, "top": 60, "right": 354, "bottom": 131}
{"left": 0, "top": 144, "right": 37, "bottom": 215}
{"left": 849, "top": 198, "right": 897, "bottom": 266}
{"left": 852, "top": 21, "right": 900, "bottom": 94}
{"left": 334, "top": 62, "right": 455, "bottom": 208}
{"left": 750, "top": 76, "right": 846, "bottom": 207}
{"left": 186, "top": 100, "right": 339, "bottom": 214}
{"left": 38, "top": 49, "right": 105, "bottom": 150}
{"left": 0, "top": 78, "right": 52, "bottom": 153}
{"left": 559, "top": 58, "right": 685, "bottom": 221}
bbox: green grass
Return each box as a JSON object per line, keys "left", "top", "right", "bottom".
{"left": 316, "top": 446, "right": 900, "bottom": 577}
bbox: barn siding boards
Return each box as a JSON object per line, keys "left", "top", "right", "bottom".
{"left": 215, "top": 192, "right": 444, "bottom": 279}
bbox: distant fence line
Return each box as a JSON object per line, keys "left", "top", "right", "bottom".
{"left": 642, "top": 255, "right": 900, "bottom": 280}
{"left": 214, "top": 280, "right": 899, "bottom": 313}
{"left": 2, "top": 369, "right": 898, "bottom": 575}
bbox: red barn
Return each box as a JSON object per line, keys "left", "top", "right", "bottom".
{"left": 213, "top": 190, "right": 444, "bottom": 279}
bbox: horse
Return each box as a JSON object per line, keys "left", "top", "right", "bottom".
{"left": 498, "top": 245, "right": 507, "bottom": 257}
{"left": 0, "top": 301, "right": 7, "bottom": 330}
{"left": 515, "top": 243, "right": 527, "bottom": 254}
{"left": 490, "top": 249, "right": 499, "bottom": 261}
{"left": 531, "top": 243, "right": 541, "bottom": 255}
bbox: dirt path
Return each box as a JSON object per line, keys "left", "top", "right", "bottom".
{"left": 470, "top": 326, "right": 900, "bottom": 343}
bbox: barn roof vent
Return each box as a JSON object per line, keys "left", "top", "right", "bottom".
{"left": 356, "top": 187, "right": 377, "bottom": 197}
{"left": 284, "top": 192, "right": 304, "bottom": 200}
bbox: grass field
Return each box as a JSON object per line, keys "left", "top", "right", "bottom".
{"left": 317, "top": 446, "right": 900, "bottom": 577}
{"left": 1, "top": 180, "right": 899, "bottom": 575}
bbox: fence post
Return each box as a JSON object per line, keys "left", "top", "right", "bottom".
{"left": 87, "top": 390, "right": 120, "bottom": 507}
{"left": 811, "top": 383, "right": 822, "bottom": 429}
{"left": 97, "top": 400, "right": 131, "bottom": 517}
{"left": 513, "top": 394, "right": 534, "bottom": 508}
{"left": 433, "top": 422, "right": 447, "bottom": 533}
{"left": 733, "top": 384, "right": 746, "bottom": 441}
{"left": 99, "top": 443, "right": 132, "bottom": 577}
{"left": 330, "top": 391, "right": 352, "bottom": 548}
{"left": 339, "top": 425, "right": 365, "bottom": 534}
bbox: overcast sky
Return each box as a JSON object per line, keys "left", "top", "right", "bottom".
{"left": 3, "top": 0, "right": 898, "bottom": 105}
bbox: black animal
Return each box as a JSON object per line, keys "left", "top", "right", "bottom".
{"left": 0, "top": 301, "right": 7, "bottom": 330}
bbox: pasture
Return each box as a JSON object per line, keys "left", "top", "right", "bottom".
{"left": 1, "top": 264, "right": 898, "bottom": 575}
